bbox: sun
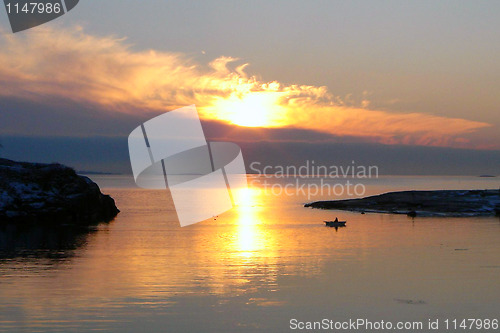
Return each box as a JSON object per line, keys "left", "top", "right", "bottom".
{"left": 211, "top": 91, "right": 286, "bottom": 127}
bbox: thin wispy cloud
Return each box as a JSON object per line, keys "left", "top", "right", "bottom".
{"left": 0, "top": 26, "right": 491, "bottom": 148}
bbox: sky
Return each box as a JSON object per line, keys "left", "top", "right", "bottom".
{"left": 0, "top": 0, "right": 499, "bottom": 174}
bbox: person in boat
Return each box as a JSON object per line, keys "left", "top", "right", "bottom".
{"left": 334, "top": 217, "right": 338, "bottom": 222}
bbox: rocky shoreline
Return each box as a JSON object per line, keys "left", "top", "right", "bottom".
{"left": 305, "top": 189, "right": 500, "bottom": 217}
{"left": 0, "top": 158, "right": 119, "bottom": 224}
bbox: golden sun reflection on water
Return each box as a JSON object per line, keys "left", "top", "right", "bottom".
{"left": 233, "top": 187, "right": 264, "bottom": 258}
{"left": 2, "top": 176, "right": 500, "bottom": 332}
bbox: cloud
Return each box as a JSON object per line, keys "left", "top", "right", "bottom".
{"left": 0, "top": 26, "right": 492, "bottom": 148}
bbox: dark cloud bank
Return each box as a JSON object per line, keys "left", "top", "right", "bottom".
{"left": 1, "top": 134, "right": 498, "bottom": 176}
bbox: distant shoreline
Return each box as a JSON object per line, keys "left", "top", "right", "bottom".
{"left": 77, "top": 171, "right": 122, "bottom": 175}
{"left": 305, "top": 189, "right": 500, "bottom": 217}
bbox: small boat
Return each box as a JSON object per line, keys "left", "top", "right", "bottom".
{"left": 324, "top": 220, "right": 346, "bottom": 227}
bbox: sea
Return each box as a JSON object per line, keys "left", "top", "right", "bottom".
{"left": 0, "top": 175, "right": 499, "bottom": 332}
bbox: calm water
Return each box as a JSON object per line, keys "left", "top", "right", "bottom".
{"left": 0, "top": 176, "right": 499, "bottom": 332}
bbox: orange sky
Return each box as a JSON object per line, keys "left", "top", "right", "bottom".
{"left": 0, "top": 26, "right": 495, "bottom": 149}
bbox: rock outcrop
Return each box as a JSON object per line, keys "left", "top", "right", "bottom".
{"left": 0, "top": 158, "right": 119, "bottom": 224}
{"left": 305, "top": 189, "right": 500, "bottom": 217}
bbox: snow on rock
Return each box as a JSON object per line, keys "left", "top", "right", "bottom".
{"left": 305, "top": 189, "right": 500, "bottom": 217}
{"left": 0, "top": 158, "right": 119, "bottom": 224}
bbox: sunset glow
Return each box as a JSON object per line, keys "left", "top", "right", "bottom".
{"left": 1, "top": 1, "right": 500, "bottom": 331}
{"left": 208, "top": 92, "right": 286, "bottom": 127}
{"left": 0, "top": 26, "right": 495, "bottom": 149}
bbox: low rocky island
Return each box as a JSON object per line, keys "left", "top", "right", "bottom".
{"left": 305, "top": 189, "right": 500, "bottom": 217}
{"left": 0, "top": 158, "right": 119, "bottom": 224}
